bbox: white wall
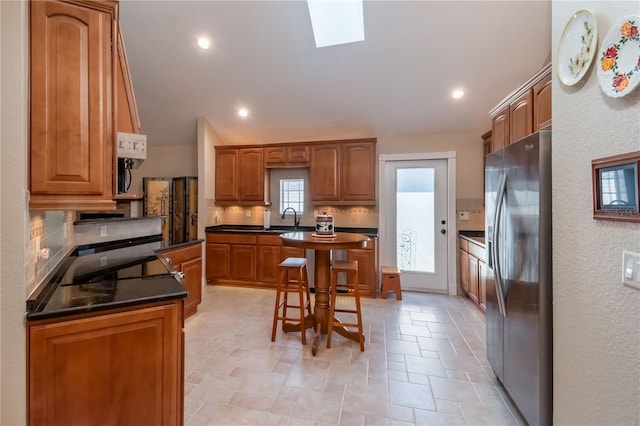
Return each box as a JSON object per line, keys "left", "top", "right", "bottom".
{"left": 197, "top": 116, "right": 224, "bottom": 233}
{"left": 378, "top": 129, "right": 485, "bottom": 200}
{"left": 128, "top": 143, "right": 198, "bottom": 196}
{"left": 552, "top": 1, "right": 640, "bottom": 424}
{"left": 0, "top": 0, "right": 28, "bottom": 424}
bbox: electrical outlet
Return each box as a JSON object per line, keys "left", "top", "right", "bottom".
{"left": 246, "top": 209, "right": 252, "bottom": 218}
{"left": 100, "top": 225, "right": 108, "bottom": 237}
{"left": 458, "top": 211, "right": 470, "bottom": 221}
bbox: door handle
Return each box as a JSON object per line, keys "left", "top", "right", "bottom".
{"left": 440, "top": 229, "right": 446, "bottom": 234}
{"left": 493, "top": 172, "right": 508, "bottom": 317}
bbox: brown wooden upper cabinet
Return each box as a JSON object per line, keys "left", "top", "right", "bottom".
{"left": 509, "top": 90, "right": 533, "bottom": 143}
{"left": 489, "top": 64, "right": 551, "bottom": 152}
{"left": 29, "top": 0, "right": 119, "bottom": 210}
{"left": 533, "top": 72, "right": 552, "bottom": 131}
{"left": 215, "top": 149, "right": 238, "bottom": 202}
{"left": 215, "top": 147, "right": 266, "bottom": 204}
{"left": 310, "top": 139, "right": 376, "bottom": 204}
{"left": 265, "top": 145, "right": 309, "bottom": 167}
{"left": 310, "top": 144, "right": 341, "bottom": 201}
{"left": 115, "top": 25, "right": 141, "bottom": 134}
{"left": 490, "top": 107, "right": 509, "bottom": 153}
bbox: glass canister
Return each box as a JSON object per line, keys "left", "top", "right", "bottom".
{"left": 315, "top": 210, "right": 334, "bottom": 235}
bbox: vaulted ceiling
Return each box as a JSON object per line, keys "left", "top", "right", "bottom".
{"left": 119, "top": 1, "right": 551, "bottom": 146}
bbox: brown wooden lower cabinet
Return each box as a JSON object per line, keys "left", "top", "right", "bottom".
{"left": 206, "top": 233, "right": 304, "bottom": 289}
{"left": 479, "top": 259, "right": 487, "bottom": 310}
{"left": 257, "top": 244, "right": 281, "bottom": 283}
{"left": 459, "top": 249, "right": 470, "bottom": 294}
{"left": 160, "top": 241, "right": 203, "bottom": 319}
{"left": 206, "top": 232, "right": 377, "bottom": 296}
{"left": 468, "top": 255, "right": 479, "bottom": 304}
{"left": 28, "top": 301, "right": 184, "bottom": 426}
{"left": 230, "top": 245, "right": 257, "bottom": 280}
{"left": 458, "top": 236, "right": 486, "bottom": 311}
{"left": 346, "top": 238, "right": 377, "bottom": 297}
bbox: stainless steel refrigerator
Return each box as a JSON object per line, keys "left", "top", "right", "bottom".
{"left": 485, "top": 130, "right": 552, "bottom": 426}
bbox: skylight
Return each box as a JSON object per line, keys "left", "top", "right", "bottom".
{"left": 307, "top": 0, "right": 364, "bottom": 48}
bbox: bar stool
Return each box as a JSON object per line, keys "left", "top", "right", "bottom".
{"left": 327, "top": 259, "right": 365, "bottom": 351}
{"left": 271, "top": 257, "right": 313, "bottom": 345}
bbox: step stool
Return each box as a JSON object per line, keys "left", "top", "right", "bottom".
{"left": 380, "top": 266, "right": 402, "bottom": 300}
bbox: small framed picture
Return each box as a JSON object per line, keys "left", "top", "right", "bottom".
{"left": 592, "top": 151, "right": 640, "bottom": 222}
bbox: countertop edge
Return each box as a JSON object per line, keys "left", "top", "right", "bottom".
{"left": 206, "top": 225, "right": 378, "bottom": 237}
{"left": 26, "top": 290, "right": 187, "bottom": 322}
{"left": 156, "top": 239, "right": 204, "bottom": 252}
{"left": 458, "top": 231, "right": 485, "bottom": 247}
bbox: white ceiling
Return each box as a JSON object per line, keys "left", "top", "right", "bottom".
{"left": 119, "top": 1, "right": 551, "bottom": 146}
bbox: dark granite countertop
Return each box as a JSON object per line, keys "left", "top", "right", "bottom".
{"left": 157, "top": 239, "right": 204, "bottom": 252}
{"left": 459, "top": 230, "right": 485, "bottom": 246}
{"left": 206, "top": 225, "right": 378, "bottom": 237}
{"left": 26, "top": 234, "right": 187, "bottom": 321}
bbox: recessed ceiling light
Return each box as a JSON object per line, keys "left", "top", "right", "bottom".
{"left": 197, "top": 37, "right": 211, "bottom": 50}
{"left": 238, "top": 108, "right": 249, "bottom": 118}
{"left": 452, "top": 89, "right": 465, "bottom": 99}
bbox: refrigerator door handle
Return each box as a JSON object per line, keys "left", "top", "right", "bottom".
{"left": 492, "top": 172, "right": 508, "bottom": 317}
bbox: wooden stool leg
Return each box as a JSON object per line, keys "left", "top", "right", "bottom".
{"left": 381, "top": 278, "right": 388, "bottom": 299}
{"left": 297, "top": 266, "right": 307, "bottom": 345}
{"left": 352, "top": 271, "right": 365, "bottom": 351}
{"left": 271, "top": 268, "right": 285, "bottom": 341}
{"left": 396, "top": 280, "right": 402, "bottom": 300}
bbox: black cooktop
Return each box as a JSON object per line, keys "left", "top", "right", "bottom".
{"left": 27, "top": 235, "right": 187, "bottom": 321}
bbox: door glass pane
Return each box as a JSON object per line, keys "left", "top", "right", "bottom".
{"left": 396, "top": 168, "right": 435, "bottom": 273}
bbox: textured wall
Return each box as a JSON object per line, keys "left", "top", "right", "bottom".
{"left": 0, "top": 1, "right": 28, "bottom": 423}
{"left": 552, "top": 1, "right": 640, "bottom": 424}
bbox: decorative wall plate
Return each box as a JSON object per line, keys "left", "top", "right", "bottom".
{"left": 557, "top": 9, "right": 598, "bottom": 86}
{"left": 597, "top": 15, "right": 640, "bottom": 97}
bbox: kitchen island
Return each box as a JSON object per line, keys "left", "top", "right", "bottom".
{"left": 26, "top": 234, "right": 187, "bottom": 426}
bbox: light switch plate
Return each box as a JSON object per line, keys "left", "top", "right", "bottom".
{"left": 622, "top": 250, "right": 640, "bottom": 290}
{"left": 458, "top": 211, "right": 470, "bottom": 221}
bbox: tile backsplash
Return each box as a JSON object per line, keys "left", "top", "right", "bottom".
{"left": 456, "top": 198, "right": 485, "bottom": 231}
{"left": 27, "top": 211, "right": 74, "bottom": 296}
{"left": 220, "top": 205, "right": 378, "bottom": 228}
{"left": 73, "top": 216, "right": 162, "bottom": 245}
{"left": 27, "top": 213, "right": 163, "bottom": 297}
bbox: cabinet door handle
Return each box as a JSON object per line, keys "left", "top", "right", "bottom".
{"left": 165, "top": 257, "right": 172, "bottom": 264}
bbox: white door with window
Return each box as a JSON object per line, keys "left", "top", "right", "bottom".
{"left": 382, "top": 158, "right": 450, "bottom": 293}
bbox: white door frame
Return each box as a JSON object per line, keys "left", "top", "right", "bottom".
{"left": 378, "top": 152, "right": 458, "bottom": 296}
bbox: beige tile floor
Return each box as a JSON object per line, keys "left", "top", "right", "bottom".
{"left": 184, "top": 286, "right": 525, "bottom": 426}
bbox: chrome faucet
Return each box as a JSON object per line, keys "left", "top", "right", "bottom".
{"left": 281, "top": 207, "right": 300, "bottom": 229}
